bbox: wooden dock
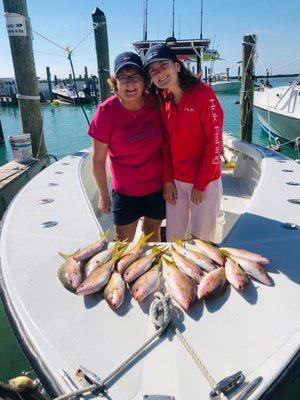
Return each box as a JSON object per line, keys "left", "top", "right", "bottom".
{"left": 0, "top": 158, "right": 50, "bottom": 220}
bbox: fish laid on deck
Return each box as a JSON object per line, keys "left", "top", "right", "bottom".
{"left": 131, "top": 260, "right": 162, "bottom": 302}
{"left": 163, "top": 257, "right": 196, "bottom": 311}
{"left": 103, "top": 272, "right": 126, "bottom": 309}
{"left": 74, "top": 230, "right": 110, "bottom": 262}
{"left": 117, "top": 232, "right": 154, "bottom": 274}
{"left": 57, "top": 250, "right": 81, "bottom": 292}
{"left": 169, "top": 245, "right": 203, "bottom": 284}
{"left": 197, "top": 267, "right": 227, "bottom": 300}
{"left": 123, "top": 245, "right": 165, "bottom": 283}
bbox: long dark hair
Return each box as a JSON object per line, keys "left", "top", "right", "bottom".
{"left": 146, "top": 60, "right": 200, "bottom": 104}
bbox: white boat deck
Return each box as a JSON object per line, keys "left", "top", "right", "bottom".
{"left": 1, "top": 135, "right": 300, "bottom": 399}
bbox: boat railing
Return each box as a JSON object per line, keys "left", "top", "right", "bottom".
{"left": 274, "top": 73, "right": 300, "bottom": 110}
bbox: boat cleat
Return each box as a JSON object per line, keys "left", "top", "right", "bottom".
{"left": 75, "top": 364, "right": 105, "bottom": 395}
{"left": 209, "top": 371, "right": 245, "bottom": 398}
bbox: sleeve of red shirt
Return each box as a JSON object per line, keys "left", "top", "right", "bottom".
{"left": 87, "top": 101, "right": 112, "bottom": 144}
{"left": 162, "top": 125, "right": 173, "bottom": 183}
{"left": 194, "top": 84, "right": 223, "bottom": 192}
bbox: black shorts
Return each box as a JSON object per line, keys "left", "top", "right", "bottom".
{"left": 112, "top": 189, "right": 166, "bottom": 226}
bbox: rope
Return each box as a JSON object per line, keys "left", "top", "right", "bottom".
{"left": 171, "top": 321, "right": 217, "bottom": 388}
{"left": 154, "top": 293, "right": 227, "bottom": 399}
{"left": 34, "top": 50, "right": 66, "bottom": 58}
{"left": 71, "top": 22, "right": 101, "bottom": 53}
{"left": 53, "top": 293, "right": 229, "bottom": 400}
{"left": 16, "top": 94, "right": 40, "bottom": 100}
{"left": 31, "top": 29, "right": 66, "bottom": 52}
{"left": 53, "top": 293, "right": 172, "bottom": 400}
{"left": 67, "top": 54, "right": 90, "bottom": 126}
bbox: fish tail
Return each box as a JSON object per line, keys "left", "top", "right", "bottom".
{"left": 220, "top": 249, "right": 231, "bottom": 257}
{"left": 112, "top": 242, "right": 128, "bottom": 260}
{"left": 157, "top": 244, "right": 168, "bottom": 253}
{"left": 114, "top": 239, "right": 129, "bottom": 252}
{"left": 100, "top": 229, "right": 111, "bottom": 240}
{"left": 161, "top": 255, "right": 176, "bottom": 269}
{"left": 138, "top": 231, "right": 154, "bottom": 244}
{"left": 174, "top": 239, "right": 183, "bottom": 247}
{"left": 120, "top": 239, "right": 129, "bottom": 251}
{"left": 150, "top": 244, "right": 167, "bottom": 254}
{"left": 58, "top": 249, "right": 80, "bottom": 260}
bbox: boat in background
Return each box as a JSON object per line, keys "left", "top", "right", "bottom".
{"left": 210, "top": 73, "right": 241, "bottom": 93}
{"left": 52, "top": 84, "right": 93, "bottom": 105}
{"left": 1, "top": 133, "right": 300, "bottom": 399}
{"left": 254, "top": 76, "right": 300, "bottom": 147}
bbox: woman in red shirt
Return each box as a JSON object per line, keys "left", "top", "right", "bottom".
{"left": 144, "top": 44, "right": 223, "bottom": 242}
{"left": 88, "top": 52, "right": 166, "bottom": 241}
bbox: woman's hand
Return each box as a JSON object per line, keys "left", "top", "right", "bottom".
{"left": 98, "top": 195, "right": 111, "bottom": 213}
{"left": 164, "top": 182, "right": 177, "bottom": 204}
{"left": 190, "top": 187, "right": 203, "bottom": 205}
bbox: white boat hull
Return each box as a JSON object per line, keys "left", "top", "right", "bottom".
{"left": 211, "top": 80, "right": 241, "bottom": 93}
{"left": 1, "top": 136, "right": 300, "bottom": 399}
{"left": 254, "top": 85, "right": 300, "bottom": 143}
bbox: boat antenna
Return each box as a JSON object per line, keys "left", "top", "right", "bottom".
{"left": 200, "top": 0, "right": 203, "bottom": 39}
{"left": 143, "top": 0, "right": 148, "bottom": 41}
{"left": 172, "top": 0, "right": 175, "bottom": 37}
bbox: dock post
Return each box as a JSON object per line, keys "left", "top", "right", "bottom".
{"left": 84, "top": 67, "right": 90, "bottom": 88}
{"left": 3, "top": 0, "right": 47, "bottom": 157}
{"left": 196, "top": 55, "right": 201, "bottom": 75}
{"left": 0, "top": 118, "right": 4, "bottom": 145}
{"left": 91, "top": 75, "right": 98, "bottom": 104}
{"left": 92, "top": 7, "right": 110, "bottom": 102}
{"left": 240, "top": 34, "right": 256, "bottom": 142}
{"left": 204, "top": 66, "right": 208, "bottom": 83}
{"left": 46, "top": 67, "right": 53, "bottom": 102}
{"left": 54, "top": 75, "right": 58, "bottom": 86}
{"left": 226, "top": 67, "right": 230, "bottom": 81}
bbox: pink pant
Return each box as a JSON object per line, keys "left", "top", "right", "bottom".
{"left": 166, "top": 178, "right": 223, "bottom": 242}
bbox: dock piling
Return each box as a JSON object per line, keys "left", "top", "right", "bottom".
{"left": 240, "top": 34, "right": 256, "bottom": 142}
{"left": 3, "top": 0, "right": 47, "bottom": 157}
{"left": 84, "top": 67, "right": 90, "bottom": 88}
{"left": 92, "top": 7, "right": 110, "bottom": 102}
{"left": 226, "top": 67, "right": 230, "bottom": 82}
{"left": 0, "top": 118, "right": 4, "bottom": 145}
{"left": 46, "top": 67, "right": 53, "bottom": 102}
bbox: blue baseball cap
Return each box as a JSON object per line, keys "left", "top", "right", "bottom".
{"left": 144, "top": 44, "right": 178, "bottom": 68}
{"left": 114, "top": 52, "right": 143, "bottom": 74}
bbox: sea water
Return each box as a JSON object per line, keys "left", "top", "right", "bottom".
{"left": 0, "top": 76, "right": 299, "bottom": 165}
{"left": 0, "top": 77, "right": 299, "bottom": 397}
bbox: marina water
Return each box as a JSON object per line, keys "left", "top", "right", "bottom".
{"left": 0, "top": 76, "right": 299, "bottom": 397}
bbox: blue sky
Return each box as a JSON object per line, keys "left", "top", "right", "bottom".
{"left": 1, "top": 0, "right": 300, "bottom": 79}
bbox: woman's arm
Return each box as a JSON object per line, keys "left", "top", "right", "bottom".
{"left": 92, "top": 139, "right": 111, "bottom": 213}
{"left": 194, "top": 85, "right": 223, "bottom": 193}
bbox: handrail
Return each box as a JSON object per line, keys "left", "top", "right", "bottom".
{"left": 274, "top": 73, "right": 300, "bottom": 109}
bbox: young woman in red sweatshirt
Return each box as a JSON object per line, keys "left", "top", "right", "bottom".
{"left": 144, "top": 44, "right": 223, "bottom": 242}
